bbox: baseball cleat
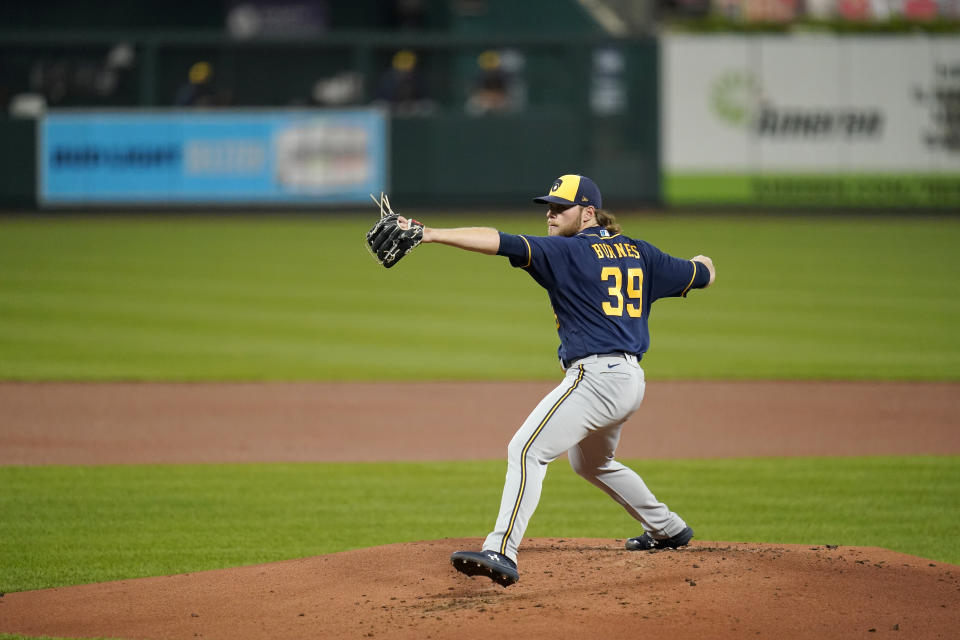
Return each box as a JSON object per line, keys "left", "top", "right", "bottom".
{"left": 450, "top": 550, "right": 519, "bottom": 587}
{"left": 625, "top": 526, "right": 694, "bottom": 551}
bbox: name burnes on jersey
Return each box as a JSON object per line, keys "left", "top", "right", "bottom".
{"left": 590, "top": 241, "right": 641, "bottom": 261}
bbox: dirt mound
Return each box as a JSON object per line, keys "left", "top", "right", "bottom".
{"left": 2, "top": 538, "right": 957, "bottom": 640}
{"left": 3, "top": 381, "right": 958, "bottom": 637}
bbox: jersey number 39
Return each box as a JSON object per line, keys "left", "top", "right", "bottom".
{"left": 601, "top": 267, "right": 643, "bottom": 318}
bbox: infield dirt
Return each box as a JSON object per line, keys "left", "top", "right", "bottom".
{"left": 1, "top": 380, "right": 958, "bottom": 639}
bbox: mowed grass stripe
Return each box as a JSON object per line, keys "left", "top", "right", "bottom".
{"left": 1, "top": 457, "right": 957, "bottom": 593}
{"left": 1, "top": 213, "right": 959, "bottom": 381}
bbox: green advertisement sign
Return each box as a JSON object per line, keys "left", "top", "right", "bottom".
{"left": 666, "top": 173, "right": 960, "bottom": 207}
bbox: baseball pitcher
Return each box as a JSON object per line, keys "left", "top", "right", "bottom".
{"left": 366, "top": 175, "right": 716, "bottom": 587}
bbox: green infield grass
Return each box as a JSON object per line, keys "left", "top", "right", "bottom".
{"left": 1, "top": 213, "right": 958, "bottom": 381}
{"left": 0, "top": 637, "right": 114, "bottom": 640}
{"left": 2, "top": 456, "right": 957, "bottom": 593}
{"left": 0, "top": 637, "right": 101, "bottom": 640}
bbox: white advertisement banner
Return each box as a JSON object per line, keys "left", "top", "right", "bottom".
{"left": 662, "top": 34, "right": 960, "bottom": 206}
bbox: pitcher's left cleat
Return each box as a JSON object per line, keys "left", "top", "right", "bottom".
{"left": 625, "top": 526, "right": 694, "bottom": 551}
{"left": 450, "top": 550, "right": 519, "bottom": 587}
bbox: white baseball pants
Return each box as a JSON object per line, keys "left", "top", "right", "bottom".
{"left": 482, "top": 353, "right": 689, "bottom": 563}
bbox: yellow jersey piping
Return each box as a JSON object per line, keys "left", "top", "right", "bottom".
{"left": 681, "top": 260, "right": 698, "bottom": 297}
{"left": 499, "top": 365, "right": 584, "bottom": 556}
{"left": 520, "top": 235, "right": 533, "bottom": 269}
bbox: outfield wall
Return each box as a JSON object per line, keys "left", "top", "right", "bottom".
{"left": 2, "top": 33, "right": 959, "bottom": 210}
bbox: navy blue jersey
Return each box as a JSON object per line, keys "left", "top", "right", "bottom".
{"left": 497, "top": 226, "right": 708, "bottom": 365}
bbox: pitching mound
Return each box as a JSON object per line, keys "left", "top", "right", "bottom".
{"left": 2, "top": 538, "right": 957, "bottom": 640}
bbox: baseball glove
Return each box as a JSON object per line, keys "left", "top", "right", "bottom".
{"left": 365, "top": 193, "right": 424, "bottom": 269}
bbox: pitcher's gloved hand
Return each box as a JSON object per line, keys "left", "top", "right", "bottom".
{"left": 365, "top": 193, "right": 423, "bottom": 269}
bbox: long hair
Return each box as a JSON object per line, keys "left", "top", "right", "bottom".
{"left": 594, "top": 209, "right": 621, "bottom": 234}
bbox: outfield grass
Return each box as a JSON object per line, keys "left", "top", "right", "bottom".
{"left": 2, "top": 456, "right": 957, "bottom": 593}
{"left": 1, "top": 211, "right": 958, "bottom": 614}
{"left": 1, "top": 213, "right": 958, "bottom": 381}
{"left": 0, "top": 637, "right": 111, "bottom": 640}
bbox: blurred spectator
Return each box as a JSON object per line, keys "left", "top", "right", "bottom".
{"left": 903, "top": 0, "right": 940, "bottom": 18}
{"left": 837, "top": 0, "right": 873, "bottom": 19}
{"left": 466, "top": 50, "right": 509, "bottom": 115}
{"left": 742, "top": 0, "right": 801, "bottom": 22}
{"left": 465, "top": 49, "right": 525, "bottom": 116}
{"left": 174, "top": 61, "right": 232, "bottom": 107}
{"left": 374, "top": 49, "right": 435, "bottom": 115}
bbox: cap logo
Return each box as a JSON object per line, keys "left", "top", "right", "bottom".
{"left": 581, "top": 196, "right": 588, "bottom": 202}
{"left": 551, "top": 179, "right": 562, "bottom": 192}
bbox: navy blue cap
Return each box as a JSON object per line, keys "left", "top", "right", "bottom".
{"left": 533, "top": 174, "right": 602, "bottom": 209}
